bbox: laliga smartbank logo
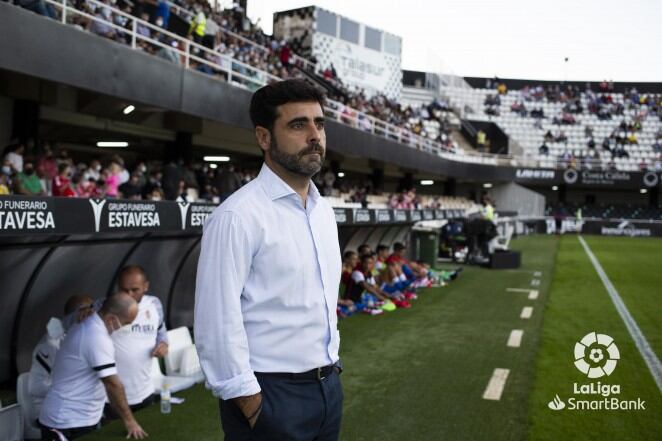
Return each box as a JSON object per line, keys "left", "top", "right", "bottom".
{"left": 547, "top": 332, "right": 645, "bottom": 412}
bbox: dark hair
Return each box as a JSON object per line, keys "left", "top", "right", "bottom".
{"left": 393, "top": 242, "right": 406, "bottom": 252}
{"left": 376, "top": 244, "right": 389, "bottom": 253}
{"left": 343, "top": 250, "right": 357, "bottom": 261}
{"left": 57, "top": 163, "right": 70, "bottom": 174}
{"left": 249, "top": 79, "right": 325, "bottom": 131}
{"left": 361, "top": 253, "right": 375, "bottom": 263}
{"left": 357, "top": 244, "right": 371, "bottom": 255}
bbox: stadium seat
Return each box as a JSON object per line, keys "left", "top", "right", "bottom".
{"left": 16, "top": 372, "right": 41, "bottom": 440}
{"left": 163, "top": 327, "right": 205, "bottom": 383}
{"left": 164, "top": 327, "right": 195, "bottom": 375}
{"left": 150, "top": 358, "right": 195, "bottom": 395}
{"left": 0, "top": 403, "right": 22, "bottom": 441}
{"left": 179, "top": 345, "right": 205, "bottom": 383}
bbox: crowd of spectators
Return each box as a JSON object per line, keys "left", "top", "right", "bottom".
{"left": 10, "top": 0, "right": 460, "bottom": 152}
{"left": 479, "top": 77, "right": 662, "bottom": 171}
{"left": 0, "top": 140, "right": 260, "bottom": 202}
{"left": 3, "top": 140, "right": 467, "bottom": 205}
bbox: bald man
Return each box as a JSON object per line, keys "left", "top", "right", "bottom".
{"left": 39, "top": 293, "right": 148, "bottom": 440}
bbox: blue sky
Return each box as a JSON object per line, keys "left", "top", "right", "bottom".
{"left": 242, "top": 0, "right": 662, "bottom": 82}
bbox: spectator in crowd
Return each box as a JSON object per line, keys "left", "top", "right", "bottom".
{"left": 52, "top": 163, "right": 76, "bottom": 197}
{"left": 476, "top": 130, "right": 487, "bottom": 152}
{"left": 4, "top": 142, "right": 25, "bottom": 173}
{"left": 38, "top": 144, "right": 58, "bottom": 194}
{"left": 119, "top": 173, "right": 144, "bottom": 199}
{"left": 38, "top": 293, "right": 148, "bottom": 440}
{"left": 105, "top": 160, "right": 123, "bottom": 198}
{"left": 161, "top": 160, "right": 183, "bottom": 200}
{"left": 28, "top": 295, "right": 94, "bottom": 427}
{"left": 155, "top": 0, "right": 171, "bottom": 28}
{"left": 15, "top": 161, "right": 45, "bottom": 196}
{"left": 0, "top": 174, "right": 10, "bottom": 195}
{"left": 213, "top": 164, "right": 242, "bottom": 201}
{"left": 187, "top": 3, "right": 207, "bottom": 44}
{"left": 83, "top": 159, "right": 102, "bottom": 182}
{"left": 89, "top": 7, "right": 117, "bottom": 40}
{"left": 17, "top": 0, "right": 57, "bottom": 18}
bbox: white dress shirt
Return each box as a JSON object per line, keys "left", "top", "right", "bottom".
{"left": 195, "top": 163, "right": 341, "bottom": 400}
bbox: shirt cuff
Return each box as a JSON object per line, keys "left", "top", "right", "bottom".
{"left": 210, "top": 370, "right": 261, "bottom": 400}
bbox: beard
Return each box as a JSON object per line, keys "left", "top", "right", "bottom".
{"left": 269, "top": 137, "right": 325, "bottom": 177}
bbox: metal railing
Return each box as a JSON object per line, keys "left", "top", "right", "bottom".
{"left": 164, "top": 0, "right": 317, "bottom": 72}
{"left": 40, "top": 0, "right": 537, "bottom": 169}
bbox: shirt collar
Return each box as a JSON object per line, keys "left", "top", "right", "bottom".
{"left": 257, "top": 162, "right": 320, "bottom": 204}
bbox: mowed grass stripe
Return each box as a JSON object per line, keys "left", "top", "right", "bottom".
{"left": 527, "top": 236, "right": 662, "bottom": 441}
{"left": 578, "top": 236, "right": 662, "bottom": 392}
{"left": 581, "top": 236, "right": 662, "bottom": 362}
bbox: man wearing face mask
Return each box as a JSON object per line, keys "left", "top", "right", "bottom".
{"left": 195, "top": 80, "right": 343, "bottom": 441}
{"left": 15, "top": 161, "right": 45, "bottom": 196}
{"left": 39, "top": 293, "right": 148, "bottom": 440}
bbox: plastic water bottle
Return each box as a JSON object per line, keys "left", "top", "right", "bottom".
{"left": 160, "top": 383, "right": 171, "bottom": 414}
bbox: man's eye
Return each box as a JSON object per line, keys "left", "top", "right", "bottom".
{"left": 292, "top": 123, "right": 304, "bottom": 129}
{"left": 316, "top": 122, "right": 325, "bottom": 130}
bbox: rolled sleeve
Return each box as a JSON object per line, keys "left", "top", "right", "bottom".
{"left": 194, "top": 211, "right": 261, "bottom": 400}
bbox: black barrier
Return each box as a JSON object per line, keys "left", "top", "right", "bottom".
{"left": 0, "top": 196, "right": 464, "bottom": 237}
{"left": 581, "top": 219, "right": 662, "bottom": 237}
{"left": 513, "top": 168, "right": 662, "bottom": 189}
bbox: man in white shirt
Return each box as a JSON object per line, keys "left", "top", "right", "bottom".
{"left": 107, "top": 265, "right": 169, "bottom": 415}
{"left": 195, "top": 79, "right": 343, "bottom": 441}
{"left": 28, "top": 295, "right": 94, "bottom": 425}
{"left": 39, "top": 293, "right": 148, "bottom": 440}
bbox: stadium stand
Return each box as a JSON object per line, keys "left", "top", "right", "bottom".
{"left": 442, "top": 83, "right": 662, "bottom": 171}
{"left": 7, "top": 0, "right": 513, "bottom": 166}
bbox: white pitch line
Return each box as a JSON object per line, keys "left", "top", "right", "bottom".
{"left": 506, "top": 288, "right": 531, "bottom": 293}
{"left": 578, "top": 236, "right": 662, "bottom": 393}
{"left": 507, "top": 329, "right": 524, "bottom": 347}
{"left": 528, "top": 290, "right": 539, "bottom": 300}
{"left": 482, "top": 368, "right": 510, "bottom": 401}
{"left": 521, "top": 306, "right": 533, "bottom": 319}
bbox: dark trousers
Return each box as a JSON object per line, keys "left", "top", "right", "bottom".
{"left": 219, "top": 369, "right": 343, "bottom": 441}
{"left": 40, "top": 423, "right": 98, "bottom": 440}
{"left": 103, "top": 393, "right": 157, "bottom": 421}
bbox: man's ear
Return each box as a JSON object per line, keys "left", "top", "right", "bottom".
{"left": 255, "top": 126, "right": 271, "bottom": 154}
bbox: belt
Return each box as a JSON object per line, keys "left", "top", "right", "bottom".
{"left": 255, "top": 364, "right": 337, "bottom": 381}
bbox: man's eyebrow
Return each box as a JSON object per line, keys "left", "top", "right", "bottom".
{"left": 286, "top": 117, "right": 310, "bottom": 125}
{"left": 285, "top": 116, "right": 326, "bottom": 125}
